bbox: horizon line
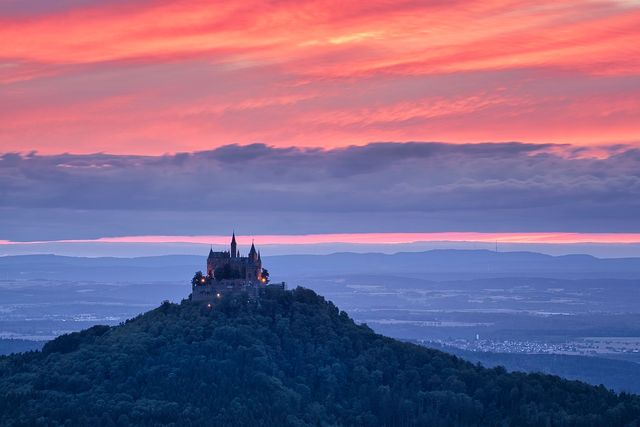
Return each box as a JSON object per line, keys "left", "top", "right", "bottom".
{"left": 3, "top": 232, "right": 640, "bottom": 246}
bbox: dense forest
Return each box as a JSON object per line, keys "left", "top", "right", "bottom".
{"left": 0, "top": 288, "right": 639, "bottom": 426}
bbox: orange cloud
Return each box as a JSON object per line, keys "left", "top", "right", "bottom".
{"left": 1, "top": 0, "right": 639, "bottom": 154}
{"left": 3, "top": 1, "right": 636, "bottom": 74}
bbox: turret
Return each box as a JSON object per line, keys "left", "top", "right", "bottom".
{"left": 248, "top": 241, "right": 258, "bottom": 262}
{"left": 207, "top": 245, "right": 214, "bottom": 277}
{"left": 230, "top": 232, "right": 237, "bottom": 258}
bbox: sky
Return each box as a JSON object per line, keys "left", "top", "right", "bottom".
{"left": 1, "top": 0, "right": 639, "bottom": 256}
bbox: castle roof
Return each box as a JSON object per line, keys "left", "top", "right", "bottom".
{"left": 207, "top": 233, "right": 261, "bottom": 262}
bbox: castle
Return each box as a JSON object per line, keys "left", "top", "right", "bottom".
{"left": 191, "top": 233, "right": 284, "bottom": 301}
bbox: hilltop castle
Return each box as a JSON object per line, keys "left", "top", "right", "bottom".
{"left": 191, "top": 233, "right": 284, "bottom": 301}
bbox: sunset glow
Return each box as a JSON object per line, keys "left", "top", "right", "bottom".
{"left": 3, "top": 232, "right": 640, "bottom": 247}
{"left": 1, "top": 0, "right": 639, "bottom": 154}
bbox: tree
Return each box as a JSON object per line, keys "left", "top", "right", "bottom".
{"left": 191, "top": 271, "right": 204, "bottom": 286}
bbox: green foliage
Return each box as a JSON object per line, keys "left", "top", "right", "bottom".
{"left": 41, "top": 324, "right": 110, "bottom": 355}
{"left": 0, "top": 287, "right": 639, "bottom": 426}
{"left": 191, "top": 271, "right": 204, "bottom": 286}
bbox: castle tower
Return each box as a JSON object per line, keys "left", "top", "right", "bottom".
{"left": 248, "top": 241, "right": 258, "bottom": 262}
{"left": 230, "top": 232, "right": 237, "bottom": 258}
{"left": 247, "top": 241, "right": 260, "bottom": 281}
{"left": 207, "top": 246, "right": 215, "bottom": 277}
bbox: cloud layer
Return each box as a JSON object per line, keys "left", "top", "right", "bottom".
{"left": 1, "top": 0, "right": 639, "bottom": 153}
{"left": 1, "top": 142, "right": 639, "bottom": 240}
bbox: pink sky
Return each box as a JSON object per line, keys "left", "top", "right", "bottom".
{"left": 1, "top": 0, "right": 639, "bottom": 154}
{"left": 2, "top": 1, "right": 639, "bottom": 251}
{"left": 3, "top": 232, "right": 640, "bottom": 246}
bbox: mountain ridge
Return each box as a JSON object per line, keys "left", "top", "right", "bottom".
{"left": 3, "top": 249, "right": 640, "bottom": 281}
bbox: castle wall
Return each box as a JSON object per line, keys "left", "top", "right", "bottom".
{"left": 207, "top": 255, "right": 262, "bottom": 281}
{"left": 191, "top": 279, "right": 261, "bottom": 301}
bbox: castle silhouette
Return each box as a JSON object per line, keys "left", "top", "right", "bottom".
{"left": 191, "top": 233, "right": 284, "bottom": 301}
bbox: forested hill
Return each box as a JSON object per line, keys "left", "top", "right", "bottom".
{"left": 1, "top": 289, "right": 639, "bottom": 427}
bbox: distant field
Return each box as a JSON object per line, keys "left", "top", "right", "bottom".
{"left": 422, "top": 342, "right": 640, "bottom": 394}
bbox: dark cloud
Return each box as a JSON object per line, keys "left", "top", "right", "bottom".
{"left": 1, "top": 142, "right": 639, "bottom": 240}
{"left": 0, "top": 0, "right": 123, "bottom": 17}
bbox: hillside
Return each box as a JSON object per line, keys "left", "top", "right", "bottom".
{"left": 0, "top": 288, "right": 639, "bottom": 426}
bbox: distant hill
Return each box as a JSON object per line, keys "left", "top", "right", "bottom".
{"left": 0, "top": 288, "right": 638, "bottom": 426}
{"left": 0, "top": 254, "right": 202, "bottom": 282}
{"left": 3, "top": 250, "right": 640, "bottom": 282}
{"left": 267, "top": 250, "right": 640, "bottom": 279}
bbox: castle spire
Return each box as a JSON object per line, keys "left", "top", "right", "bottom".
{"left": 248, "top": 240, "right": 257, "bottom": 261}
{"left": 230, "top": 232, "right": 237, "bottom": 258}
